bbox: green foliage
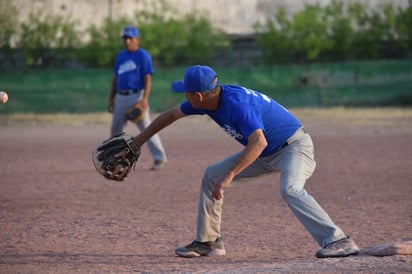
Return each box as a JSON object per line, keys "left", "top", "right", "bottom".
{"left": 80, "top": 18, "right": 129, "bottom": 67}
{"left": 348, "top": 1, "right": 397, "bottom": 59}
{"left": 323, "top": 0, "right": 354, "bottom": 60}
{"left": 18, "top": 11, "right": 81, "bottom": 66}
{"left": 2, "top": 0, "right": 410, "bottom": 67}
{"left": 139, "top": 12, "right": 228, "bottom": 66}
{"left": 132, "top": 0, "right": 229, "bottom": 66}
{"left": 395, "top": 2, "right": 412, "bottom": 52}
{"left": 131, "top": 0, "right": 181, "bottom": 64}
{"left": 78, "top": 0, "right": 229, "bottom": 67}
{"left": 255, "top": 3, "right": 337, "bottom": 63}
{"left": 0, "top": 1, "right": 19, "bottom": 48}
{"left": 291, "top": 4, "right": 334, "bottom": 60}
{"left": 254, "top": 0, "right": 412, "bottom": 63}
{"left": 253, "top": 8, "right": 291, "bottom": 63}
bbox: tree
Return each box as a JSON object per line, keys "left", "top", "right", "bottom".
{"left": 254, "top": 7, "right": 292, "bottom": 63}
{"left": 18, "top": 11, "right": 81, "bottom": 66}
{"left": 255, "top": 0, "right": 411, "bottom": 63}
{"left": 323, "top": 0, "right": 354, "bottom": 61}
{"left": 395, "top": 0, "right": 412, "bottom": 54}
{"left": 255, "top": 3, "right": 334, "bottom": 63}
{"left": 0, "top": 1, "right": 18, "bottom": 48}
{"left": 133, "top": 0, "right": 229, "bottom": 66}
{"left": 81, "top": 18, "right": 129, "bottom": 67}
{"left": 82, "top": 0, "right": 229, "bottom": 67}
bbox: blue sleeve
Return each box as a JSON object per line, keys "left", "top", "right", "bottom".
{"left": 140, "top": 49, "right": 154, "bottom": 76}
{"left": 113, "top": 52, "right": 120, "bottom": 76}
{"left": 180, "top": 101, "right": 205, "bottom": 115}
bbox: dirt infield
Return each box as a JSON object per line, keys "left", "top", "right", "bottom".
{"left": 1, "top": 109, "right": 411, "bottom": 273}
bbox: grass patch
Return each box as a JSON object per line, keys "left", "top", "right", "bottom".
{"left": 0, "top": 60, "right": 411, "bottom": 115}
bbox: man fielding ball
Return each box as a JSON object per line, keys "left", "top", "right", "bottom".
{"left": 129, "top": 65, "right": 360, "bottom": 258}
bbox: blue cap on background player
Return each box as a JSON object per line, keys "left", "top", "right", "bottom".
{"left": 171, "top": 65, "right": 219, "bottom": 92}
{"left": 122, "top": 26, "right": 139, "bottom": 38}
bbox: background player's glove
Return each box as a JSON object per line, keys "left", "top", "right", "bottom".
{"left": 126, "top": 101, "right": 145, "bottom": 122}
{"left": 92, "top": 133, "right": 141, "bottom": 181}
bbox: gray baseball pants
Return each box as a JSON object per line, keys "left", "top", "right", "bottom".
{"left": 110, "top": 91, "right": 167, "bottom": 162}
{"left": 196, "top": 127, "right": 346, "bottom": 248}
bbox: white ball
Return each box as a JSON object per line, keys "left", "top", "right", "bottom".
{"left": 0, "top": 91, "right": 8, "bottom": 104}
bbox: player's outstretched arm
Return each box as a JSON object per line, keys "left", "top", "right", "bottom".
{"left": 133, "top": 105, "right": 186, "bottom": 146}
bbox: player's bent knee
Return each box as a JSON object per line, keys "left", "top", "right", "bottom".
{"left": 280, "top": 185, "right": 307, "bottom": 201}
{"left": 202, "top": 165, "right": 221, "bottom": 189}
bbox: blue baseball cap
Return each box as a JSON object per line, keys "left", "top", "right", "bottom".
{"left": 171, "top": 65, "right": 219, "bottom": 93}
{"left": 122, "top": 26, "right": 139, "bottom": 38}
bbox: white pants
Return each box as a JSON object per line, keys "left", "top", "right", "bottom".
{"left": 110, "top": 91, "right": 167, "bottom": 162}
{"left": 196, "top": 128, "right": 345, "bottom": 248}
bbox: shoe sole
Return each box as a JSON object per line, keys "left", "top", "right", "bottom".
{"left": 208, "top": 249, "right": 226, "bottom": 256}
{"left": 175, "top": 250, "right": 202, "bottom": 258}
{"left": 316, "top": 249, "right": 360, "bottom": 258}
{"left": 175, "top": 249, "right": 226, "bottom": 258}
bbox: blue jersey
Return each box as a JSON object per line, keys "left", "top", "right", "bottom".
{"left": 114, "top": 48, "right": 154, "bottom": 90}
{"left": 180, "top": 85, "right": 302, "bottom": 157}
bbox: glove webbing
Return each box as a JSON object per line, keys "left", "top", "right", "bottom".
{"left": 124, "top": 137, "right": 140, "bottom": 170}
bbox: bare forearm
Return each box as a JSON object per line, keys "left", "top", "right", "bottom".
{"left": 142, "top": 74, "right": 152, "bottom": 102}
{"left": 107, "top": 76, "right": 117, "bottom": 113}
{"left": 227, "top": 130, "right": 267, "bottom": 178}
{"left": 133, "top": 106, "right": 185, "bottom": 146}
{"left": 212, "top": 129, "right": 267, "bottom": 200}
{"left": 109, "top": 76, "right": 117, "bottom": 101}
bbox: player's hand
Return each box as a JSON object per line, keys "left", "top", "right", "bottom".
{"left": 139, "top": 99, "right": 148, "bottom": 111}
{"left": 212, "top": 182, "right": 224, "bottom": 200}
{"left": 108, "top": 102, "right": 114, "bottom": 113}
{"left": 212, "top": 175, "right": 233, "bottom": 200}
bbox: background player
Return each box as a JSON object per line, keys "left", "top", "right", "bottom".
{"left": 108, "top": 26, "right": 167, "bottom": 170}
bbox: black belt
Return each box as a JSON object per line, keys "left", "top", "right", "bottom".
{"left": 280, "top": 141, "right": 289, "bottom": 150}
{"left": 279, "top": 127, "right": 308, "bottom": 150}
{"left": 118, "top": 89, "right": 139, "bottom": 96}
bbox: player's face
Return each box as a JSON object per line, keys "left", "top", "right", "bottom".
{"left": 186, "top": 92, "right": 202, "bottom": 109}
{"left": 123, "top": 36, "right": 139, "bottom": 52}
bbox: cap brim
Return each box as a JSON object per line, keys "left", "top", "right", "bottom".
{"left": 171, "top": 80, "right": 187, "bottom": 93}
{"left": 122, "top": 34, "right": 137, "bottom": 38}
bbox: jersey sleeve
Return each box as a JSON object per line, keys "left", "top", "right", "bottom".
{"left": 113, "top": 52, "right": 121, "bottom": 76}
{"left": 180, "top": 101, "right": 206, "bottom": 115}
{"left": 140, "top": 49, "right": 154, "bottom": 76}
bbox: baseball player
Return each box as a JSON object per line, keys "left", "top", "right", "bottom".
{"left": 108, "top": 26, "right": 167, "bottom": 170}
{"left": 132, "top": 65, "right": 360, "bottom": 258}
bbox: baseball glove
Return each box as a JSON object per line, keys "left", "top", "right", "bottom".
{"left": 92, "top": 133, "right": 141, "bottom": 181}
{"left": 126, "top": 101, "right": 145, "bottom": 122}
